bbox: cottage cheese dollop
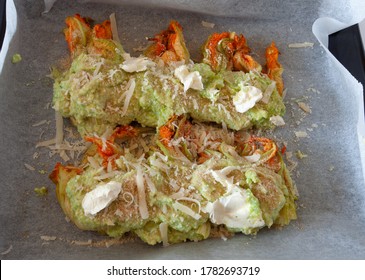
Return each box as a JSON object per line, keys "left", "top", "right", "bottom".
{"left": 203, "top": 186, "right": 265, "bottom": 230}
{"left": 233, "top": 84, "right": 263, "bottom": 113}
{"left": 82, "top": 181, "right": 122, "bottom": 216}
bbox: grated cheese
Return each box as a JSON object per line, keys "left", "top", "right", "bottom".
{"left": 155, "top": 151, "right": 168, "bottom": 162}
{"left": 219, "top": 166, "right": 240, "bottom": 177}
{"left": 115, "top": 209, "right": 123, "bottom": 217}
{"left": 139, "top": 137, "right": 150, "bottom": 153}
{"left": 159, "top": 222, "right": 169, "bottom": 246}
{"left": 170, "top": 136, "right": 184, "bottom": 147}
{"left": 122, "top": 192, "right": 134, "bottom": 207}
{"left": 288, "top": 42, "right": 314, "bottom": 48}
{"left": 24, "top": 163, "right": 35, "bottom": 171}
{"left": 176, "top": 197, "right": 202, "bottom": 215}
{"left": 133, "top": 46, "right": 148, "bottom": 52}
{"left": 298, "top": 102, "right": 312, "bottom": 113}
{"left": 173, "top": 201, "right": 201, "bottom": 220}
{"left": 201, "top": 21, "right": 215, "bottom": 28}
{"left": 169, "top": 187, "right": 187, "bottom": 200}
{"left": 107, "top": 157, "right": 114, "bottom": 173}
{"left": 144, "top": 173, "right": 156, "bottom": 193}
{"left": 295, "top": 131, "right": 308, "bottom": 138}
{"left": 222, "top": 121, "right": 227, "bottom": 133}
{"left": 243, "top": 153, "right": 261, "bottom": 163}
{"left": 55, "top": 111, "right": 64, "bottom": 147}
{"left": 109, "top": 13, "right": 121, "bottom": 43}
{"left": 161, "top": 204, "right": 167, "bottom": 214}
{"left": 108, "top": 69, "right": 121, "bottom": 80}
{"left": 217, "top": 103, "right": 232, "bottom": 120}
{"left": 93, "top": 59, "right": 105, "bottom": 77}
{"left": 40, "top": 235, "right": 57, "bottom": 241}
{"left": 270, "top": 115, "right": 286, "bottom": 126}
{"left": 192, "top": 99, "right": 199, "bottom": 110}
{"left": 261, "top": 81, "right": 276, "bottom": 104}
{"left": 169, "top": 179, "right": 180, "bottom": 191}
{"left": 100, "top": 127, "right": 114, "bottom": 151}
{"left": 128, "top": 143, "right": 139, "bottom": 151}
{"left": 1, "top": 245, "right": 13, "bottom": 255}
{"left": 71, "top": 239, "right": 92, "bottom": 246}
{"left": 172, "top": 146, "right": 191, "bottom": 164}
{"left": 220, "top": 234, "right": 228, "bottom": 241}
{"left": 88, "top": 156, "right": 101, "bottom": 169}
{"left": 136, "top": 166, "right": 149, "bottom": 219}
{"left": 150, "top": 157, "right": 169, "bottom": 173}
{"left": 120, "top": 78, "right": 136, "bottom": 117}
{"left": 94, "top": 171, "right": 121, "bottom": 181}
{"left": 48, "top": 142, "right": 87, "bottom": 152}
{"left": 32, "top": 120, "right": 48, "bottom": 127}
{"left": 208, "top": 167, "right": 238, "bottom": 193}
{"left": 36, "top": 138, "right": 56, "bottom": 148}
{"left": 59, "top": 150, "right": 70, "bottom": 162}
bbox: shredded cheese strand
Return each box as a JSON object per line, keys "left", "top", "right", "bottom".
{"left": 122, "top": 192, "right": 134, "bottom": 207}
{"left": 120, "top": 78, "right": 136, "bottom": 117}
{"left": 36, "top": 138, "right": 56, "bottom": 148}
{"left": 173, "top": 201, "right": 201, "bottom": 220}
{"left": 94, "top": 171, "right": 121, "bottom": 181}
{"left": 176, "top": 197, "right": 202, "bottom": 215}
{"left": 109, "top": 13, "right": 121, "bottom": 43}
{"left": 87, "top": 156, "right": 101, "bottom": 169}
{"left": 32, "top": 120, "right": 48, "bottom": 127}
{"left": 136, "top": 166, "right": 149, "bottom": 219}
{"left": 169, "top": 179, "right": 180, "bottom": 191}
{"left": 144, "top": 174, "right": 156, "bottom": 193}
{"left": 55, "top": 111, "right": 64, "bottom": 147}
{"left": 159, "top": 223, "right": 169, "bottom": 247}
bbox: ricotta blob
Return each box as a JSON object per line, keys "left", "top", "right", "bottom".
{"left": 82, "top": 181, "right": 122, "bottom": 216}
{"left": 233, "top": 84, "right": 263, "bottom": 113}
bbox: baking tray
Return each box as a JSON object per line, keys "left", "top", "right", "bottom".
{"left": 1, "top": 0, "right": 365, "bottom": 259}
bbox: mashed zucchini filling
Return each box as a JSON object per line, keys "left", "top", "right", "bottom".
{"left": 50, "top": 117, "right": 298, "bottom": 245}
{"left": 49, "top": 15, "right": 297, "bottom": 245}
{"left": 53, "top": 15, "right": 285, "bottom": 136}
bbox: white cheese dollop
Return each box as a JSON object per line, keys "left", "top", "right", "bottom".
{"left": 174, "top": 65, "right": 204, "bottom": 93}
{"left": 203, "top": 187, "right": 265, "bottom": 229}
{"left": 82, "top": 181, "right": 122, "bottom": 216}
{"left": 121, "top": 54, "right": 155, "bottom": 73}
{"left": 232, "top": 84, "right": 263, "bottom": 113}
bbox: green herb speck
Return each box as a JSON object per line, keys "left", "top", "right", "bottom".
{"left": 11, "top": 53, "right": 22, "bottom": 64}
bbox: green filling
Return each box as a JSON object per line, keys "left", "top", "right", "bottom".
{"left": 53, "top": 53, "right": 285, "bottom": 136}
{"left": 60, "top": 137, "right": 297, "bottom": 245}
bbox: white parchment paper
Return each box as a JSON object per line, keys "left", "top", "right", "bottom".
{"left": 1, "top": 0, "right": 365, "bottom": 259}
{"left": 313, "top": 17, "right": 365, "bottom": 187}
{"left": 0, "top": 0, "right": 17, "bottom": 74}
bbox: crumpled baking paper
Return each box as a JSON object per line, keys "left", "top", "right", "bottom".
{"left": 0, "top": 0, "right": 17, "bottom": 74}
{"left": 313, "top": 16, "right": 365, "bottom": 186}
{"left": 1, "top": 0, "right": 365, "bottom": 259}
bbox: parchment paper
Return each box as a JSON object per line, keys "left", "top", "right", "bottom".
{"left": 1, "top": 0, "right": 365, "bottom": 259}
